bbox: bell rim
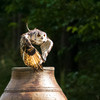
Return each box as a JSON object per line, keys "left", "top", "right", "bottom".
{"left": 12, "top": 67, "right": 55, "bottom": 71}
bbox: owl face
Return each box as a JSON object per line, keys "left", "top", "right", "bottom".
{"left": 30, "top": 29, "right": 47, "bottom": 45}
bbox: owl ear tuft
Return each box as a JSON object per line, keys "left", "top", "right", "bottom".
{"left": 26, "top": 23, "right": 30, "bottom": 31}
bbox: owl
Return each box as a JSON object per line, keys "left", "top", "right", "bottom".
{"left": 20, "top": 24, "right": 53, "bottom": 71}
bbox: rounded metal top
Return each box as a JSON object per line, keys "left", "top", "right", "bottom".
{"left": 12, "top": 67, "right": 54, "bottom": 71}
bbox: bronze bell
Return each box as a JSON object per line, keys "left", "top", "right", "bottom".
{"left": 0, "top": 67, "right": 68, "bottom": 100}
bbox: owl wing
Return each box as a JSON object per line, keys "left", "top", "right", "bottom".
{"left": 20, "top": 34, "right": 44, "bottom": 70}
{"left": 40, "top": 38, "right": 53, "bottom": 62}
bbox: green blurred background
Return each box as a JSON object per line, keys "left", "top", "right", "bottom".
{"left": 0, "top": 0, "right": 100, "bottom": 99}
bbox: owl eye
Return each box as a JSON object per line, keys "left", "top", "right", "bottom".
{"left": 44, "top": 34, "right": 45, "bottom": 37}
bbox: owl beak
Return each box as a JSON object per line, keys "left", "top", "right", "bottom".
{"left": 41, "top": 37, "right": 43, "bottom": 39}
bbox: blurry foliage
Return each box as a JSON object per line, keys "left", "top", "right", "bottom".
{"left": 0, "top": 0, "right": 100, "bottom": 100}
{"left": 65, "top": 66, "right": 100, "bottom": 100}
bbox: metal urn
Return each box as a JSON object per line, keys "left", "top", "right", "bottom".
{"left": 0, "top": 67, "right": 67, "bottom": 100}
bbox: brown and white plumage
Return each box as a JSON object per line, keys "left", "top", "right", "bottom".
{"left": 20, "top": 34, "right": 44, "bottom": 70}
{"left": 20, "top": 24, "right": 53, "bottom": 71}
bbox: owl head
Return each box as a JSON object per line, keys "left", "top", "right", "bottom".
{"left": 30, "top": 29, "right": 47, "bottom": 45}
{"left": 26, "top": 23, "right": 47, "bottom": 45}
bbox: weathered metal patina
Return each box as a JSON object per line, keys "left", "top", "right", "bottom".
{"left": 0, "top": 67, "right": 67, "bottom": 100}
